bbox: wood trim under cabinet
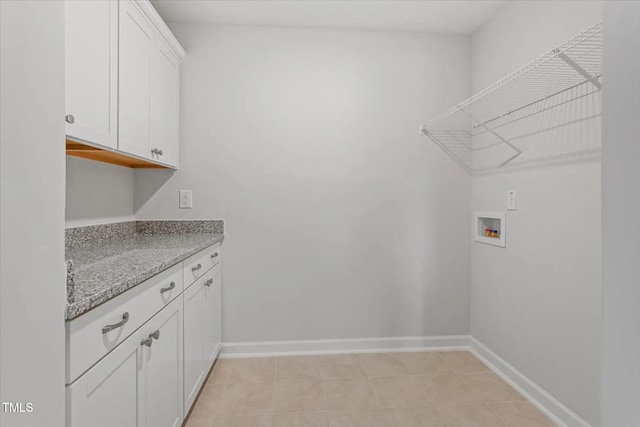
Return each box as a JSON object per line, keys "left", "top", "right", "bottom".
{"left": 66, "top": 139, "right": 172, "bottom": 169}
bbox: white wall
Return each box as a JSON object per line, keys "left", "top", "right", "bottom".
{"left": 66, "top": 156, "right": 135, "bottom": 227}
{"left": 135, "top": 24, "right": 472, "bottom": 343}
{"left": 470, "top": 2, "right": 603, "bottom": 426}
{"left": 0, "top": 1, "right": 66, "bottom": 425}
{"left": 601, "top": 2, "right": 640, "bottom": 426}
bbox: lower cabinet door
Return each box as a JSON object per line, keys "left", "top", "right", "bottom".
{"left": 183, "top": 273, "right": 207, "bottom": 415}
{"left": 142, "top": 297, "right": 183, "bottom": 427}
{"left": 204, "top": 265, "right": 222, "bottom": 371}
{"left": 66, "top": 328, "right": 145, "bottom": 427}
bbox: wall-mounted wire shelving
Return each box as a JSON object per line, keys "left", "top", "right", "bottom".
{"left": 421, "top": 22, "right": 603, "bottom": 174}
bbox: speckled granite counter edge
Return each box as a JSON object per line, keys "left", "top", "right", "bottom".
{"left": 66, "top": 220, "right": 224, "bottom": 250}
{"left": 65, "top": 234, "right": 224, "bottom": 320}
{"left": 65, "top": 221, "right": 136, "bottom": 251}
{"left": 136, "top": 220, "right": 224, "bottom": 235}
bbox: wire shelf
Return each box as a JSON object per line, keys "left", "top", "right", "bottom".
{"left": 421, "top": 22, "right": 603, "bottom": 174}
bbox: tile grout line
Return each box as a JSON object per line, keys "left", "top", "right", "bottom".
{"left": 319, "top": 363, "right": 330, "bottom": 424}
{"left": 397, "top": 352, "right": 447, "bottom": 425}
{"left": 212, "top": 382, "right": 229, "bottom": 421}
{"left": 445, "top": 352, "right": 534, "bottom": 426}
{"left": 358, "top": 353, "right": 387, "bottom": 421}
{"left": 270, "top": 357, "right": 278, "bottom": 425}
{"left": 429, "top": 352, "right": 455, "bottom": 414}
{"left": 441, "top": 352, "right": 500, "bottom": 408}
{"left": 484, "top": 401, "right": 511, "bottom": 427}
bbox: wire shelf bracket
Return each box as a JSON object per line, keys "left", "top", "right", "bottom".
{"left": 554, "top": 49, "right": 601, "bottom": 90}
{"left": 421, "top": 22, "right": 603, "bottom": 174}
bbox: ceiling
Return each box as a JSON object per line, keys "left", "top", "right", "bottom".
{"left": 150, "top": 1, "right": 507, "bottom": 35}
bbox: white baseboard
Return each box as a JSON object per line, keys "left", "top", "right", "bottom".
{"left": 219, "top": 335, "right": 470, "bottom": 358}
{"left": 469, "top": 337, "right": 592, "bottom": 427}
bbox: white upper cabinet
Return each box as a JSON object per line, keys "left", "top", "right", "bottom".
{"left": 118, "top": 0, "right": 154, "bottom": 161}
{"left": 150, "top": 42, "right": 180, "bottom": 167}
{"left": 65, "top": 0, "right": 118, "bottom": 149}
{"left": 65, "top": 0, "right": 184, "bottom": 169}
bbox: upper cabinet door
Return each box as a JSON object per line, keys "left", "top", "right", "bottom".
{"left": 150, "top": 42, "right": 180, "bottom": 168}
{"left": 118, "top": 0, "right": 154, "bottom": 160}
{"left": 65, "top": 0, "right": 118, "bottom": 149}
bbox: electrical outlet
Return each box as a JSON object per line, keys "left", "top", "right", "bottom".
{"left": 179, "top": 190, "right": 192, "bottom": 209}
{"left": 507, "top": 190, "right": 517, "bottom": 211}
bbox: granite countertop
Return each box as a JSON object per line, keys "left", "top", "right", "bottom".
{"left": 65, "top": 220, "right": 224, "bottom": 320}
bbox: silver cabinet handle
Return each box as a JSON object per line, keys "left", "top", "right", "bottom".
{"left": 210, "top": 253, "right": 219, "bottom": 259}
{"left": 204, "top": 278, "right": 213, "bottom": 287}
{"left": 157, "top": 149, "right": 163, "bottom": 155}
{"left": 150, "top": 330, "right": 160, "bottom": 340}
{"left": 102, "top": 312, "right": 129, "bottom": 334}
{"left": 191, "top": 264, "right": 202, "bottom": 272}
{"left": 160, "top": 281, "right": 175, "bottom": 294}
{"left": 141, "top": 336, "right": 153, "bottom": 347}
{"left": 151, "top": 148, "right": 164, "bottom": 156}
{"left": 65, "top": 114, "right": 75, "bottom": 124}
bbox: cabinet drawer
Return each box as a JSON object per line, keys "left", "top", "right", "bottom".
{"left": 183, "top": 243, "right": 221, "bottom": 286}
{"left": 66, "top": 263, "right": 183, "bottom": 384}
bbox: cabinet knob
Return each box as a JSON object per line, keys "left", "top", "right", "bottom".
{"left": 151, "top": 148, "right": 164, "bottom": 156}
{"left": 204, "top": 278, "right": 213, "bottom": 287}
{"left": 211, "top": 253, "right": 219, "bottom": 259}
{"left": 141, "top": 336, "right": 153, "bottom": 347}
{"left": 65, "top": 114, "right": 75, "bottom": 124}
{"left": 192, "top": 264, "right": 202, "bottom": 272}
{"left": 150, "top": 330, "right": 160, "bottom": 340}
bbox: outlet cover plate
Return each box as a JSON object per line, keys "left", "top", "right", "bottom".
{"left": 179, "top": 190, "right": 192, "bottom": 209}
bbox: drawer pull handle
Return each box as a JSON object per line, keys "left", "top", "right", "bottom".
{"left": 150, "top": 330, "right": 160, "bottom": 340}
{"left": 192, "top": 264, "right": 202, "bottom": 272}
{"left": 204, "top": 278, "right": 213, "bottom": 287}
{"left": 141, "top": 336, "right": 153, "bottom": 347}
{"left": 102, "top": 312, "right": 129, "bottom": 334}
{"left": 211, "top": 253, "right": 219, "bottom": 259}
{"left": 160, "top": 281, "right": 175, "bottom": 294}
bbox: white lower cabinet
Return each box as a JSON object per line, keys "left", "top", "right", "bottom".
{"left": 67, "top": 297, "right": 184, "bottom": 427}
{"left": 204, "top": 265, "right": 222, "bottom": 371}
{"left": 141, "top": 297, "right": 183, "bottom": 427}
{"left": 67, "top": 327, "right": 144, "bottom": 427}
{"left": 183, "top": 272, "right": 207, "bottom": 414}
{"left": 183, "top": 263, "right": 222, "bottom": 416}
{"left": 66, "top": 244, "right": 222, "bottom": 426}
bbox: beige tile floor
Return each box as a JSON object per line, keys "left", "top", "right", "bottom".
{"left": 184, "top": 351, "right": 555, "bottom": 427}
